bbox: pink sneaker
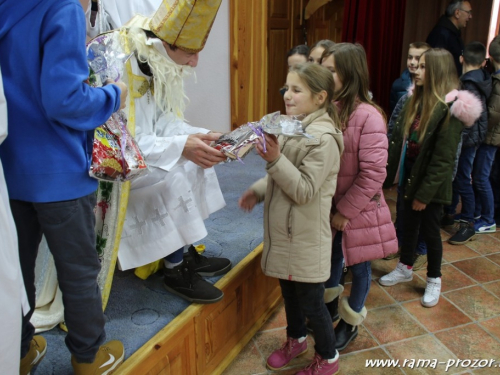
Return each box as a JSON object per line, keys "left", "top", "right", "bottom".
{"left": 266, "top": 337, "right": 308, "bottom": 370}
{"left": 295, "top": 351, "right": 339, "bottom": 375}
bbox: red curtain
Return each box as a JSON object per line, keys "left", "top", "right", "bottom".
{"left": 342, "top": 0, "right": 407, "bottom": 116}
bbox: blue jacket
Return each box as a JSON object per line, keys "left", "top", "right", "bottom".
{"left": 0, "top": 0, "right": 121, "bottom": 202}
{"left": 387, "top": 93, "right": 408, "bottom": 139}
{"left": 460, "top": 68, "right": 492, "bottom": 148}
{"left": 426, "top": 16, "right": 464, "bottom": 76}
{"left": 389, "top": 69, "right": 411, "bottom": 116}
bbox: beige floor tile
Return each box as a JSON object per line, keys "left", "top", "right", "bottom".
{"left": 463, "top": 235, "right": 500, "bottom": 256}
{"left": 402, "top": 298, "right": 471, "bottom": 332}
{"left": 442, "top": 242, "right": 480, "bottom": 263}
{"left": 435, "top": 324, "right": 500, "bottom": 359}
{"left": 363, "top": 305, "right": 427, "bottom": 344}
{"left": 341, "top": 348, "right": 404, "bottom": 374}
{"left": 384, "top": 335, "right": 461, "bottom": 374}
{"left": 444, "top": 285, "right": 500, "bottom": 320}
{"left": 222, "top": 340, "right": 267, "bottom": 375}
{"left": 452, "top": 257, "right": 500, "bottom": 283}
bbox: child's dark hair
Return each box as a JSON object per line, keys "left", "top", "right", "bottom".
{"left": 287, "top": 44, "right": 310, "bottom": 58}
{"left": 289, "top": 63, "right": 340, "bottom": 126}
{"left": 463, "top": 41, "right": 486, "bottom": 67}
{"left": 489, "top": 35, "right": 500, "bottom": 64}
{"left": 309, "top": 40, "right": 335, "bottom": 55}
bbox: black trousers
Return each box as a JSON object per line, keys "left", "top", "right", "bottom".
{"left": 400, "top": 200, "right": 443, "bottom": 278}
{"left": 11, "top": 193, "right": 105, "bottom": 362}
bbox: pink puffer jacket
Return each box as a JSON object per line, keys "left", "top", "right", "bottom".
{"left": 332, "top": 103, "right": 398, "bottom": 266}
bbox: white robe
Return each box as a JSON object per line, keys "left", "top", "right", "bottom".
{"left": 85, "top": 0, "right": 162, "bottom": 39}
{"left": 0, "top": 66, "right": 30, "bottom": 374}
{"left": 117, "top": 55, "right": 225, "bottom": 270}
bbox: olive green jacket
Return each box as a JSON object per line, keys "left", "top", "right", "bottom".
{"left": 485, "top": 73, "right": 500, "bottom": 146}
{"left": 384, "top": 90, "right": 481, "bottom": 205}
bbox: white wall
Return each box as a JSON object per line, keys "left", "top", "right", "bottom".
{"left": 183, "top": 1, "right": 231, "bottom": 133}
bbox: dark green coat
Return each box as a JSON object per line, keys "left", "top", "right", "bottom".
{"left": 485, "top": 73, "right": 500, "bottom": 146}
{"left": 384, "top": 100, "right": 463, "bottom": 205}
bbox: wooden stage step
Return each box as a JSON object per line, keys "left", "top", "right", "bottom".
{"left": 117, "top": 243, "right": 282, "bottom": 374}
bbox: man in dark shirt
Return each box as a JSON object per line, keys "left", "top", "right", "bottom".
{"left": 426, "top": 0, "right": 472, "bottom": 75}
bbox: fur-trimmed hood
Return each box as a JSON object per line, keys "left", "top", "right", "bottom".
{"left": 406, "top": 86, "right": 482, "bottom": 127}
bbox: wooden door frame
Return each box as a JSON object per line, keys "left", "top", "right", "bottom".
{"left": 229, "top": 0, "right": 269, "bottom": 130}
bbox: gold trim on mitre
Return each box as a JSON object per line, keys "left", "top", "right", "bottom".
{"left": 149, "top": 0, "right": 222, "bottom": 53}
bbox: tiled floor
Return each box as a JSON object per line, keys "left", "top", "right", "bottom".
{"left": 222, "top": 188, "right": 500, "bottom": 374}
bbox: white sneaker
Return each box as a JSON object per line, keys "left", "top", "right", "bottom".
{"left": 421, "top": 277, "right": 441, "bottom": 307}
{"left": 475, "top": 221, "right": 497, "bottom": 234}
{"left": 379, "top": 262, "right": 413, "bottom": 286}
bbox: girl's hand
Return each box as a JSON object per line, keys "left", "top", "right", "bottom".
{"left": 412, "top": 199, "right": 427, "bottom": 211}
{"left": 331, "top": 212, "right": 349, "bottom": 231}
{"left": 256, "top": 133, "right": 280, "bottom": 163}
{"left": 239, "top": 190, "right": 258, "bottom": 212}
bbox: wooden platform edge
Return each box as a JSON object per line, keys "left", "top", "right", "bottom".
{"left": 116, "top": 243, "right": 283, "bottom": 375}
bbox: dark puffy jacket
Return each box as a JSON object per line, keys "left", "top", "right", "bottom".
{"left": 387, "top": 93, "right": 408, "bottom": 139}
{"left": 485, "top": 73, "right": 500, "bottom": 146}
{"left": 460, "top": 68, "right": 492, "bottom": 148}
{"left": 389, "top": 69, "right": 411, "bottom": 116}
{"left": 426, "top": 16, "right": 464, "bottom": 75}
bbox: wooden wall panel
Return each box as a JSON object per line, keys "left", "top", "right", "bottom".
{"left": 197, "top": 245, "right": 282, "bottom": 375}
{"left": 268, "top": 28, "right": 289, "bottom": 113}
{"left": 118, "top": 245, "right": 282, "bottom": 375}
{"left": 120, "top": 313, "right": 198, "bottom": 375}
{"left": 291, "top": 0, "right": 307, "bottom": 46}
{"left": 197, "top": 286, "right": 243, "bottom": 372}
{"left": 230, "top": 0, "right": 268, "bottom": 130}
{"left": 305, "top": 0, "right": 344, "bottom": 44}
{"left": 270, "top": 0, "right": 291, "bottom": 20}
{"left": 268, "top": 0, "right": 293, "bottom": 114}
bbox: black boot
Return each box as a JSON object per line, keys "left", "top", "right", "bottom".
{"left": 183, "top": 245, "right": 232, "bottom": 277}
{"left": 336, "top": 296, "right": 367, "bottom": 351}
{"left": 334, "top": 319, "right": 358, "bottom": 351}
{"left": 163, "top": 262, "right": 224, "bottom": 304}
{"left": 326, "top": 296, "right": 340, "bottom": 322}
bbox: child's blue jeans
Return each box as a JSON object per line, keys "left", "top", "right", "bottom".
{"left": 444, "top": 146, "right": 477, "bottom": 223}
{"left": 327, "top": 231, "right": 371, "bottom": 313}
{"left": 473, "top": 144, "right": 498, "bottom": 224}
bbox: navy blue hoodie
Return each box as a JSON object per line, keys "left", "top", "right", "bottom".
{"left": 0, "top": 0, "right": 121, "bottom": 202}
{"left": 460, "top": 68, "right": 492, "bottom": 148}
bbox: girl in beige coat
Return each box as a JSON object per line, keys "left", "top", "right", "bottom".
{"left": 239, "top": 63, "right": 344, "bottom": 375}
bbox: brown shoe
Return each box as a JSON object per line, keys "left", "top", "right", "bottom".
{"left": 72, "top": 340, "right": 124, "bottom": 375}
{"left": 20, "top": 335, "right": 47, "bottom": 375}
{"left": 412, "top": 253, "right": 428, "bottom": 271}
{"left": 383, "top": 247, "right": 401, "bottom": 260}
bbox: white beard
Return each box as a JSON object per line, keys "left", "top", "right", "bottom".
{"left": 126, "top": 27, "right": 194, "bottom": 119}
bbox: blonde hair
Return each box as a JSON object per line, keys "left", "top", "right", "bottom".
{"left": 289, "top": 63, "right": 340, "bottom": 126}
{"left": 403, "top": 48, "right": 460, "bottom": 142}
{"left": 321, "top": 43, "right": 385, "bottom": 130}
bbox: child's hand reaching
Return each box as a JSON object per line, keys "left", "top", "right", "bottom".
{"left": 256, "top": 133, "right": 280, "bottom": 163}
{"left": 412, "top": 199, "right": 427, "bottom": 211}
{"left": 239, "top": 189, "right": 258, "bottom": 212}
{"left": 331, "top": 212, "right": 349, "bottom": 231}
